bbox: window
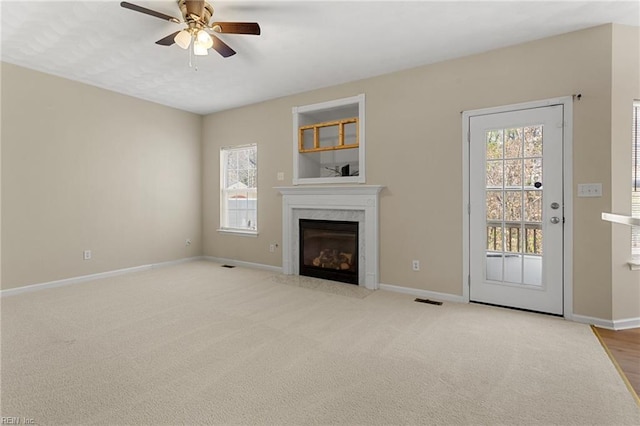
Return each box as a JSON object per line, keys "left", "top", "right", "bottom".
{"left": 633, "top": 101, "right": 639, "bottom": 255}
{"left": 220, "top": 144, "right": 257, "bottom": 233}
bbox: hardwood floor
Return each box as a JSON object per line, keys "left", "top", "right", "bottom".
{"left": 593, "top": 326, "right": 640, "bottom": 402}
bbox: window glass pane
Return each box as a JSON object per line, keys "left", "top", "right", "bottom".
{"left": 319, "top": 124, "right": 339, "bottom": 148}
{"left": 344, "top": 122, "right": 357, "bottom": 145}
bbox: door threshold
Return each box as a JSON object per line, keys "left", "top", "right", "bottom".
{"left": 471, "top": 301, "right": 563, "bottom": 318}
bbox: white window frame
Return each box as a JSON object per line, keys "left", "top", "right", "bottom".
{"left": 219, "top": 144, "right": 258, "bottom": 236}
{"left": 632, "top": 101, "right": 639, "bottom": 256}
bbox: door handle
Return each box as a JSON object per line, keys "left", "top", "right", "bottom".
{"left": 550, "top": 217, "right": 560, "bottom": 224}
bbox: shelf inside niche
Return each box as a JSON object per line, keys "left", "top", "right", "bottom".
{"left": 292, "top": 94, "right": 365, "bottom": 185}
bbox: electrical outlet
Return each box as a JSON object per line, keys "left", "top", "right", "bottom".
{"left": 83, "top": 250, "right": 92, "bottom": 260}
{"left": 185, "top": 239, "right": 192, "bottom": 246}
{"left": 277, "top": 172, "right": 285, "bottom": 181}
{"left": 269, "top": 243, "right": 278, "bottom": 253}
{"left": 412, "top": 260, "right": 420, "bottom": 271}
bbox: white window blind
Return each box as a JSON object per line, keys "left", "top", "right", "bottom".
{"left": 633, "top": 101, "right": 639, "bottom": 255}
{"left": 220, "top": 144, "right": 257, "bottom": 232}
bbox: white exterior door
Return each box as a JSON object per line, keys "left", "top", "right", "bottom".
{"left": 469, "top": 105, "right": 564, "bottom": 315}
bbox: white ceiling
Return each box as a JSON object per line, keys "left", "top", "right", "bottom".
{"left": 2, "top": 0, "right": 639, "bottom": 115}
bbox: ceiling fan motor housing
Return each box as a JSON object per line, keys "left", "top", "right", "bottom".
{"left": 178, "top": 0, "right": 214, "bottom": 27}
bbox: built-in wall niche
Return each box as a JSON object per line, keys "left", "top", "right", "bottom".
{"left": 292, "top": 94, "right": 365, "bottom": 185}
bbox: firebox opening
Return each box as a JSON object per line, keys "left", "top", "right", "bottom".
{"left": 299, "top": 219, "right": 359, "bottom": 285}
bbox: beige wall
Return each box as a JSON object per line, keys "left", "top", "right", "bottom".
{"left": 1, "top": 63, "right": 203, "bottom": 290}
{"left": 611, "top": 25, "right": 640, "bottom": 322}
{"left": 203, "top": 24, "right": 635, "bottom": 321}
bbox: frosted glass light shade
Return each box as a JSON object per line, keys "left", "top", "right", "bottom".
{"left": 174, "top": 30, "right": 192, "bottom": 49}
{"left": 193, "top": 41, "right": 209, "bottom": 56}
{"left": 196, "top": 30, "right": 213, "bottom": 49}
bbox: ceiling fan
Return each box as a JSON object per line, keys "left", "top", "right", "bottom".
{"left": 120, "top": 0, "right": 260, "bottom": 58}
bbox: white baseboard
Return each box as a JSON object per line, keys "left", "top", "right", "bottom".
{"left": 571, "top": 314, "right": 640, "bottom": 330}
{"left": 612, "top": 317, "right": 640, "bottom": 330}
{"left": 572, "top": 314, "right": 615, "bottom": 329}
{"left": 379, "top": 282, "right": 466, "bottom": 304}
{"left": 0, "top": 256, "right": 204, "bottom": 297}
{"left": 202, "top": 256, "right": 283, "bottom": 273}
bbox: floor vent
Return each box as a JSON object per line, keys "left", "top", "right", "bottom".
{"left": 221, "top": 264, "right": 236, "bottom": 269}
{"left": 414, "top": 298, "right": 443, "bottom": 306}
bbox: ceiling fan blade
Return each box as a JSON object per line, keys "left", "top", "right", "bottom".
{"left": 211, "top": 34, "right": 236, "bottom": 58}
{"left": 185, "top": 0, "right": 205, "bottom": 19}
{"left": 156, "top": 31, "right": 181, "bottom": 46}
{"left": 120, "top": 2, "right": 181, "bottom": 23}
{"left": 211, "top": 22, "right": 261, "bottom": 35}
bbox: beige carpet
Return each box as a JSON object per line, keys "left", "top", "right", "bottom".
{"left": 1, "top": 260, "right": 638, "bottom": 425}
{"left": 269, "top": 274, "right": 374, "bottom": 299}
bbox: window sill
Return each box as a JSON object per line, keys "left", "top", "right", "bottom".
{"left": 217, "top": 229, "right": 259, "bottom": 237}
{"left": 629, "top": 256, "right": 640, "bottom": 271}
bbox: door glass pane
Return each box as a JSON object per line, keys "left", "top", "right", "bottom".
{"left": 486, "top": 191, "right": 503, "bottom": 220}
{"left": 525, "top": 226, "right": 543, "bottom": 254}
{"left": 504, "top": 191, "right": 522, "bottom": 221}
{"left": 486, "top": 161, "right": 503, "bottom": 188}
{"left": 504, "top": 128, "right": 523, "bottom": 158}
{"left": 505, "top": 225, "right": 522, "bottom": 253}
{"left": 524, "top": 126, "right": 543, "bottom": 157}
{"left": 484, "top": 125, "right": 544, "bottom": 286}
{"left": 504, "top": 254, "right": 523, "bottom": 283}
{"left": 525, "top": 191, "right": 542, "bottom": 222}
{"left": 524, "top": 158, "right": 542, "bottom": 187}
{"left": 486, "top": 253, "right": 503, "bottom": 281}
{"left": 486, "top": 130, "right": 503, "bottom": 159}
{"left": 505, "top": 160, "right": 522, "bottom": 187}
{"left": 524, "top": 255, "right": 542, "bottom": 285}
{"left": 487, "top": 225, "right": 503, "bottom": 251}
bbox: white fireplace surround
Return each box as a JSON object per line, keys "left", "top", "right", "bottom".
{"left": 277, "top": 185, "right": 384, "bottom": 290}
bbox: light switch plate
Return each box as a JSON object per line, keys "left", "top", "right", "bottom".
{"left": 577, "top": 183, "right": 602, "bottom": 197}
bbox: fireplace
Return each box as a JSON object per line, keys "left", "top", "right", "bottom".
{"left": 277, "top": 185, "right": 383, "bottom": 289}
{"left": 299, "top": 219, "right": 359, "bottom": 284}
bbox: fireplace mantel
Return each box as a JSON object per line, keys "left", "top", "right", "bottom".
{"left": 276, "top": 185, "right": 383, "bottom": 289}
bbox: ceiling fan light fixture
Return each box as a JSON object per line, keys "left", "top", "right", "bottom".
{"left": 196, "top": 30, "right": 213, "bottom": 49}
{"left": 193, "top": 40, "right": 209, "bottom": 56}
{"left": 174, "top": 30, "right": 192, "bottom": 49}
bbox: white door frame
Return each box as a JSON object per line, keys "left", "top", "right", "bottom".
{"left": 462, "top": 97, "right": 574, "bottom": 319}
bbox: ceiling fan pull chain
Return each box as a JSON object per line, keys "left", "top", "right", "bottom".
{"left": 189, "top": 37, "right": 194, "bottom": 68}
